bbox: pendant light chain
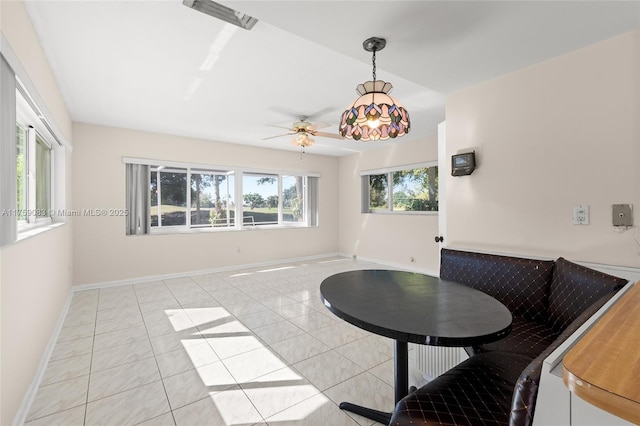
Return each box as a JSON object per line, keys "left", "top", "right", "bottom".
{"left": 371, "top": 49, "right": 377, "bottom": 82}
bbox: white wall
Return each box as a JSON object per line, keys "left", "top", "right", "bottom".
{"left": 445, "top": 30, "right": 640, "bottom": 268}
{"left": 0, "top": 2, "right": 73, "bottom": 425}
{"left": 338, "top": 136, "right": 441, "bottom": 275}
{"left": 72, "top": 123, "right": 340, "bottom": 285}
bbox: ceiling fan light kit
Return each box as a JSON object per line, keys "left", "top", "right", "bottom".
{"left": 262, "top": 116, "right": 343, "bottom": 155}
{"left": 292, "top": 132, "right": 315, "bottom": 148}
{"left": 339, "top": 37, "right": 410, "bottom": 141}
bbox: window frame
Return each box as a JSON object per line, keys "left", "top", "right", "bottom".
{"left": 361, "top": 161, "right": 438, "bottom": 215}
{"left": 125, "top": 157, "right": 319, "bottom": 234}
{"left": 190, "top": 168, "right": 235, "bottom": 229}
{"left": 15, "top": 89, "right": 56, "bottom": 232}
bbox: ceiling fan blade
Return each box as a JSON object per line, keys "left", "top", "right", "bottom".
{"left": 267, "top": 124, "right": 294, "bottom": 131}
{"left": 267, "top": 105, "right": 300, "bottom": 118}
{"left": 314, "top": 131, "right": 344, "bottom": 140}
{"left": 304, "top": 106, "right": 335, "bottom": 122}
{"left": 308, "top": 121, "right": 331, "bottom": 131}
{"left": 262, "top": 132, "right": 293, "bottom": 140}
{"left": 267, "top": 107, "right": 336, "bottom": 123}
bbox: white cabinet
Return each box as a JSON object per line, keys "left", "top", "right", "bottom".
{"left": 533, "top": 281, "right": 637, "bottom": 426}
{"left": 571, "top": 395, "right": 634, "bottom": 426}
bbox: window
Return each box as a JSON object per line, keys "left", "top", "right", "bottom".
{"left": 35, "top": 134, "right": 52, "bottom": 215}
{"left": 242, "top": 173, "right": 278, "bottom": 226}
{"left": 150, "top": 166, "right": 236, "bottom": 229}
{"left": 16, "top": 92, "right": 54, "bottom": 229}
{"left": 368, "top": 174, "right": 388, "bottom": 212}
{"left": 1, "top": 55, "right": 67, "bottom": 247}
{"left": 151, "top": 167, "right": 187, "bottom": 227}
{"left": 16, "top": 124, "right": 27, "bottom": 221}
{"left": 191, "top": 170, "right": 234, "bottom": 228}
{"left": 126, "top": 158, "right": 318, "bottom": 234}
{"left": 241, "top": 174, "right": 307, "bottom": 226}
{"left": 282, "top": 175, "right": 305, "bottom": 224}
{"left": 362, "top": 163, "right": 438, "bottom": 213}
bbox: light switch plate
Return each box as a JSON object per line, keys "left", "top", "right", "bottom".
{"left": 612, "top": 204, "right": 633, "bottom": 227}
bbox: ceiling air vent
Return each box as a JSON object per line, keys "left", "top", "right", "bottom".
{"left": 183, "top": 0, "right": 258, "bottom": 30}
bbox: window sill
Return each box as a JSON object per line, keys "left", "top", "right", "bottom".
{"left": 146, "top": 224, "right": 314, "bottom": 236}
{"left": 364, "top": 211, "right": 439, "bottom": 216}
{"left": 15, "top": 221, "right": 66, "bottom": 243}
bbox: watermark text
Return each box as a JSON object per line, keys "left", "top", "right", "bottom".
{"left": 1, "top": 208, "right": 129, "bottom": 217}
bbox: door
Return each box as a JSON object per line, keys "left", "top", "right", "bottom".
{"left": 436, "top": 121, "right": 447, "bottom": 273}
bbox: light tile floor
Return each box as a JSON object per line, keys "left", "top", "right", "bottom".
{"left": 24, "top": 257, "right": 419, "bottom": 426}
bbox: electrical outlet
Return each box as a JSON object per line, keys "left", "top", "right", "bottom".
{"left": 573, "top": 205, "right": 589, "bottom": 225}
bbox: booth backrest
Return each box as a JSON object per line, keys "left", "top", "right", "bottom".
{"left": 439, "top": 248, "right": 555, "bottom": 323}
{"left": 546, "top": 257, "right": 628, "bottom": 333}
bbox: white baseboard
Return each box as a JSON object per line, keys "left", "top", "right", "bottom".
{"left": 73, "top": 252, "right": 342, "bottom": 291}
{"left": 338, "top": 252, "right": 440, "bottom": 277}
{"left": 14, "top": 290, "right": 75, "bottom": 426}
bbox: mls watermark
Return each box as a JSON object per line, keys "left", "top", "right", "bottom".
{"left": 1, "top": 209, "right": 129, "bottom": 217}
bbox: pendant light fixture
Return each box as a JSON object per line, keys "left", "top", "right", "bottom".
{"left": 339, "top": 37, "right": 410, "bottom": 141}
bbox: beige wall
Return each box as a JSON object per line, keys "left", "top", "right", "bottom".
{"left": 0, "top": 2, "right": 73, "bottom": 425}
{"left": 445, "top": 30, "right": 640, "bottom": 267}
{"left": 71, "top": 123, "right": 340, "bottom": 285}
{"left": 338, "top": 136, "right": 441, "bottom": 274}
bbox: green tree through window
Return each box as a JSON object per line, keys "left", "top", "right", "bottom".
{"left": 365, "top": 164, "right": 438, "bottom": 213}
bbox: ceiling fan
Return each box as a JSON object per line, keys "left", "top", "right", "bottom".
{"left": 262, "top": 117, "right": 344, "bottom": 151}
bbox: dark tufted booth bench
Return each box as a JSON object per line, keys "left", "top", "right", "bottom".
{"left": 389, "top": 248, "right": 627, "bottom": 426}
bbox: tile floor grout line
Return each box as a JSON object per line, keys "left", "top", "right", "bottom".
{"left": 133, "top": 281, "right": 177, "bottom": 425}
{"left": 81, "top": 289, "right": 100, "bottom": 426}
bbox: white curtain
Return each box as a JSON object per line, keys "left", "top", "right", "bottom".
{"left": 126, "top": 163, "right": 150, "bottom": 235}
{"left": 0, "top": 54, "right": 17, "bottom": 247}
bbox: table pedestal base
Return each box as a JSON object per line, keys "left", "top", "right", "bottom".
{"left": 339, "top": 402, "right": 391, "bottom": 424}
{"left": 338, "top": 341, "right": 407, "bottom": 424}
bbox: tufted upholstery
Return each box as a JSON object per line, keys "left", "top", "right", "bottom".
{"left": 509, "top": 292, "right": 617, "bottom": 426}
{"left": 473, "top": 316, "right": 557, "bottom": 358}
{"left": 439, "top": 249, "right": 555, "bottom": 323}
{"left": 390, "top": 249, "right": 626, "bottom": 426}
{"left": 390, "top": 352, "right": 533, "bottom": 426}
{"left": 546, "top": 257, "right": 627, "bottom": 333}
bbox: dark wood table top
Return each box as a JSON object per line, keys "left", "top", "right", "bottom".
{"left": 320, "top": 269, "right": 512, "bottom": 347}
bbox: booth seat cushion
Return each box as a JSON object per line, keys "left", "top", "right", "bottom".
{"left": 440, "top": 249, "right": 555, "bottom": 323}
{"left": 390, "top": 352, "right": 534, "bottom": 426}
{"left": 546, "top": 258, "right": 627, "bottom": 332}
{"left": 509, "top": 291, "right": 619, "bottom": 426}
{"left": 472, "top": 316, "right": 557, "bottom": 358}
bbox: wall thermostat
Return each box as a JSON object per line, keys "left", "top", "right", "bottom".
{"left": 451, "top": 152, "right": 476, "bottom": 176}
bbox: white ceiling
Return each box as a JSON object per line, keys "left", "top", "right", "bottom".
{"left": 24, "top": 1, "right": 640, "bottom": 157}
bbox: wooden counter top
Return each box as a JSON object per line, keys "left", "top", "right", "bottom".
{"left": 562, "top": 281, "right": 640, "bottom": 424}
